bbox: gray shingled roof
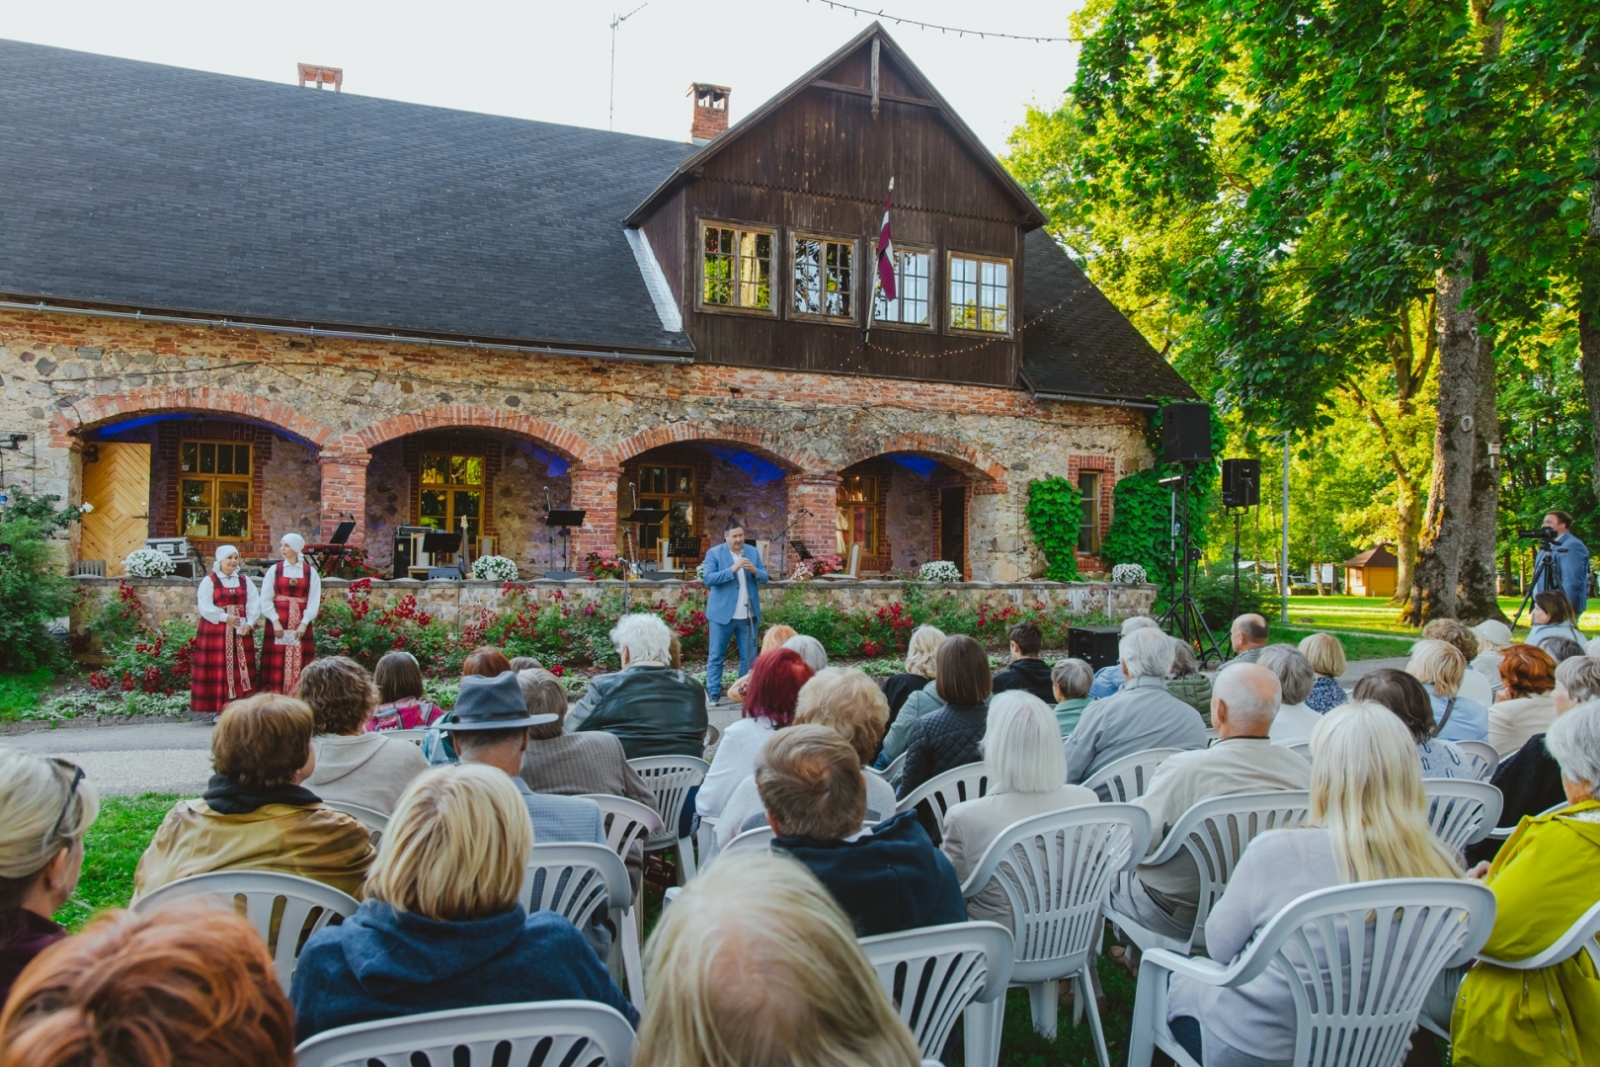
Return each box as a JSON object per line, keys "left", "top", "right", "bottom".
{"left": 0, "top": 39, "right": 696, "bottom": 354}
{"left": 1021, "top": 229, "right": 1197, "bottom": 402}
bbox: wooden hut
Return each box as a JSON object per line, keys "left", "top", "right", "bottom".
{"left": 1343, "top": 545, "right": 1399, "bottom": 598}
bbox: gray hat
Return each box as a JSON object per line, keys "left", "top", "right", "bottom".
{"left": 442, "top": 671, "right": 558, "bottom": 731}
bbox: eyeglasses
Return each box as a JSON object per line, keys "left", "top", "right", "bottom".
{"left": 47, "top": 758, "right": 86, "bottom": 846}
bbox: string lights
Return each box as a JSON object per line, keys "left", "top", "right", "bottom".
{"left": 801, "top": 0, "right": 1077, "bottom": 43}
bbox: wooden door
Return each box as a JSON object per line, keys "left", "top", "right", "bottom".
{"left": 939, "top": 487, "right": 966, "bottom": 577}
{"left": 81, "top": 443, "right": 151, "bottom": 576}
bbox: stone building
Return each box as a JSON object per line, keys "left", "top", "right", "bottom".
{"left": 0, "top": 26, "right": 1193, "bottom": 582}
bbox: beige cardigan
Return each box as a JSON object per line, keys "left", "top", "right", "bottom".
{"left": 1487, "top": 693, "right": 1558, "bottom": 757}
{"left": 940, "top": 784, "right": 1099, "bottom": 928}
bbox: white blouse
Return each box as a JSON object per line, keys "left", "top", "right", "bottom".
{"left": 259, "top": 562, "right": 322, "bottom": 628}
{"left": 196, "top": 572, "right": 261, "bottom": 627}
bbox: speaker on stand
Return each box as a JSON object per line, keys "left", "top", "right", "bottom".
{"left": 1220, "top": 458, "right": 1261, "bottom": 642}
{"left": 1156, "top": 403, "right": 1226, "bottom": 666}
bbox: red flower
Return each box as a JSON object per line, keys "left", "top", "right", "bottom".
{"left": 120, "top": 674, "right": 136, "bottom": 691}
{"left": 89, "top": 671, "right": 111, "bottom": 690}
{"left": 549, "top": 664, "right": 565, "bottom": 677}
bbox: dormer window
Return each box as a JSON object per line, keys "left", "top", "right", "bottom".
{"left": 792, "top": 235, "right": 855, "bottom": 321}
{"left": 701, "top": 223, "right": 774, "bottom": 312}
{"left": 948, "top": 253, "right": 1011, "bottom": 333}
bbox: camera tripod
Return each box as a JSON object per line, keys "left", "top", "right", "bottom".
{"left": 1509, "top": 532, "right": 1565, "bottom": 630}
{"left": 1158, "top": 463, "right": 1227, "bottom": 668}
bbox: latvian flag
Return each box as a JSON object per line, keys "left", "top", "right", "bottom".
{"left": 876, "top": 178, "right": 897, "bottom": 303}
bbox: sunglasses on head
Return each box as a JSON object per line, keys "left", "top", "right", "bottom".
{"left": 47, "top": 758, "right": 86, "bottom": 845}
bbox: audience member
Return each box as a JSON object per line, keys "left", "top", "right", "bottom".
{"left": 133, "top": 693, "right": 374, "bottom": 900}
{"left": 1065, "top": 627, "right": 1207, "bottom": 787}
{"left": 1489, "top": 643, "right": 1559, "bottom": 757}
{"left": 761, "top": 727, "right": 965, "bottom": 936}
{"left": 942, "top": 693, "right": 1097, "bottom": 928}
{"left": 1051, "top": 658, "right": 1095, "bottom": 737}
{"left": 876, "top": 634, "right": 949, "bottom": 768}
{"left": 783, "top": 634, "right": 829, "bottom": 675}
{"left": 0, "top": 908, "right": 294, "bottom": 1067}
{"left": 1166, "top": 639, "right": 1213, "bottom": 722}
{"left": 668, "top": 634, "right": 682, "bottom": 670}
{"left": 370, "top": 650, "right": 445, "bottom": 731}
{"left": 1164, "top": 702, "right": 1461, "bottom": 1066}
{"left": 567, "top": 614, "right": 708, "bottom": 759}
{"left": 1228, "top": 613, "right": 1269, "bottom": 664}
{"left": 718, "top": 668, "right": 898, "bottom": 848}
{"left": 697, "top": 649, "right": 813, "bottom": 824}
{"left": 1471, "top": 619, "right": 1513, "bottom": 694}
{"left": 1298, "top": 632, "right": 1349, "bottom": 713}
{"left": 506, "top": 656, "right": 543, "bottom": 673}
{"left": 0, "top": 751, "right": 98, "bottom": 1004}
{"left": 1108, "top": 664, "right": 1310, "bottom": 945}
{"left": 881, "top": 624, "right": 943, "bottom": 723}
{"left": 1452, "top": 703, "right": 1600, "bottom": 1062}
{"left": 461, "top": 646, "right": 513, "bottom": 678}
{"left": 634, "top": 850, "right": 923, "bottom": 1067}
{"left": 1406, "top": 639, "right": 1490, "bottom": 742}
{"left": 289, "top": 764, "right": 635, "bottom": 1041}
{"left": 1527, "top": 590, "right": 1586, "bottom": 647}
{"left": 1351, "top": 667, "right": 1474, "bottom": 779}
{"left": 1422, "top": 619, "right": 1494, "bottom": 705}
{"left": 1257, "top": 645, "right": 1322, "bottom": 745}
{"left": 300, "top": 656, "right": 429, "bottom": 813}
{"left": 1538, "top": 635, "right": 1586, "bottom": 664}
{"left": 1482, "top": 659, "right": 1600, "bottom": 852}
{"left": 724, "top": 624, "right": 797, "bottom": 701}
{"left": 1087, "top": 615, "right": 1162, "bottom": 697}
{"left": 896, "top": 635, "right": 994, "bottom": 800}
{"left": 991, "top": 620, "right": 1055, "bottom": 704}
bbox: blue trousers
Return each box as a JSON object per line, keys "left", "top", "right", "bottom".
{"left": 705, "top": 616, "right": 756, "bottom": 699}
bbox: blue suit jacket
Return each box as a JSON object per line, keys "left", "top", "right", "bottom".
{"left": 1534, "top": 532, "right": 1591, "bottom": 616}
{"left": 703, "top": 542, "right": 768, "bottom": 625}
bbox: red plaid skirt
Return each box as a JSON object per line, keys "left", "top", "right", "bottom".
{"left": 191, "top": 617, "right": 258, "bottom": 713}
{"left": 259, "top": 622, "right": 315, "bottom": 695}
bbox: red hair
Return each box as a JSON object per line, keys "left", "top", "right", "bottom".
{"left": 743, "top": 648, "right": 813, "bottom": 729}
{"left": 461, "top": 646, "right": 512, "bottom": 678}
{"left": 1499, "top": 643, "right": 1557, "bottom": 699}
{"left": 0, "top": 907, "right": 294, "bottom": 1067}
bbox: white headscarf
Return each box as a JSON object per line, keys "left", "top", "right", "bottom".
{"left": 212, "top": 545, "right": 241, "bottom": 576}
{"left": 280, "top": 533, "right": 306, "bottom": 556}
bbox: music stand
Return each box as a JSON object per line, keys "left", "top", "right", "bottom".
{"left": 544, "top": 508, "right": 586, "bottom": 574}
{"left": 790, "top": 540, "right": 813, "bottom": 560}
{"left": 420, "top": 531, "right": 461, "bottom": 565}
{"left": 305, "top": 521, "right": 359, "bottom": 574}
{"left": 619, "top": 508, "right": 669, "bottom": 611}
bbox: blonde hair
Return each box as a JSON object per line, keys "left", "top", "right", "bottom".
{"left": 1308, "top": 702, "right": 1462, "bottom": 882}
{"left": 0, "top": 750, "right": 99, "bottom": 896}
{"left": 1406, "top": 639, "right": 1465, "bottom": 698}
{"left": 903, "top": 625, "right": 945, "bottom": 678}
{"left": 1298, "top": 632, "right": 1346, "bottom": 678}
{"left": 794, "top": 668, "right": 890, "bottom": 765}
{"left": 761, "top": 625, "right": 798, "bottom": 653}
{"left": 635, "top": 851, "right": 921, "bottom": 1067}
{"left": 363, "top": 764, "right": 532, "bottom": 921}
{"left": 983, "top": 691, "right": 1068, "bottom": 792}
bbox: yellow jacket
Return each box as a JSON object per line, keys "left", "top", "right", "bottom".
{"left": 1452, "top": 798, "right": 1600, "bottom": 1065}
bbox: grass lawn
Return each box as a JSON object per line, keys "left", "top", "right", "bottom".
{"left": 0, "top": 668, "right": 55, "bottom": 721}
{"left": 54, "top": 793, "right": 177, "bottom": 931}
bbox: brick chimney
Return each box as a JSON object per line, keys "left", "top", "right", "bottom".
{"left": 688, "top": 83, "right": 731, "bottom": 145}
{"left": 297, "top": 64, "right": 343, "bottom": 91}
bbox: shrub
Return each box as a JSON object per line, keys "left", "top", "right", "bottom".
{"left": 919, "top": 560, "right": 963, "bottom": 583}
{"left": 122, "top": 548, "right": 176, "bottom": 577}
{"left": 88, "top": 618, "right": 196, "bottom": 696}
{"left": 314, "top": 578, "right": 455, "bottom": 672}
{"left": 472, "top": 555, "right": 518, "bottom": 581}
{"left": 1191, "top": 564, "right": 1273, "bottom": 629}
{"left": 0, "top": 492, "right": 85, "bottom": 673}
{"left": 586, "top": 551, "right": 625, "bottom": 579}
{"left": 1112, "top": 563, "right": 1148, "bottom": 584}
{"left": 1025, "top": 477, "right": 1082, "bottom": 582}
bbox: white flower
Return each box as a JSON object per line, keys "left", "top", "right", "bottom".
{"left": 471, "top": 555, "right": 519, "bottom": 581}
{"left": 123, "top": 548, "right": 176, "bottom": 578}
{"left": 1112, "top": 563, "right": 1148, "bottom": 585}
{"left": 78, "top": 502, "right": 94, "bottom": 514}
{"left": 919, "top": 560, "right": 963, "bottom": 583}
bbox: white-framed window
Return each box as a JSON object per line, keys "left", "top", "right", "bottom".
{"left": 792, "top": 234, "right": 855, "bottom": 320}
{"left": 948, "top": 253, "right": 1011, "bottom": 333}
{"left": 701, "top": 223, "right": 775, "bottom": 311}
{"left": 872, "top": 247, "right": 932, "bottom": 327}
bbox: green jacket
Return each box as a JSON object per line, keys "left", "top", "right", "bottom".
{"left": 566, "top": 664, "right": 708, "bottom": 760}
{"left": 1167, "top": 674, "right": 1214, "bottom": 725}
{"left": 1054, "top": 697, "right": 1092, "bottom": 738}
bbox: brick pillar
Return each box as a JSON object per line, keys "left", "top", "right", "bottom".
{"left": 319, "top": 451, "right": 370, "bottom": 546}
{"left": 784, "top": 474, "right": 841, "bottom": 576}
{"left": 569, "top": 467, "right": 621, "bottom": 570}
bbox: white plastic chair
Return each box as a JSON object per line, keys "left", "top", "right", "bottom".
{"left": 131, "top": 871, "right": 358, "bottom": 992}
{"left": 1422, "top": 779, "right": 1503, "bottom": 851}
{"left": 294, "top": 1000, "right": 637, "bottom": 1067}
{"left": 578, "top": 794, "right": 662, "bottom": 1009}
{"left": 1127, "top": 879, "right": 1497, "bottom": 1067}
{"left": 818, "top": 542, "right": 861, "bottom": 579}
{"left": 379, "top": 728, "right": 431, "bottom": 746}
{"left": 718, "top": 824, "right": 775, "bottom": 861}
{"left": 1079, "top": 747, "right": 1184, "bottom": 802}
{"left": 1480, "top": 898, "right": 1600, "bottom": 971}
{"left": 894, "top": 761, "right": 991, "bottom": 838}
{"left": 960, "top": 805, "right": 1151, "bottom": 1067}
{"left": 1485, "top": 800, "right": 1568, "bottom": 842}
{"left": 322, "top": 800, "right": 389, "bottom": 844}
{"left": 1286, "top": 741, "right": 1313, "bottom": 762}
{"left": 882, "top": 750, "right": 908, "bottom": 787}
{"left": 859, "top": 921, "right": 1015, "bottom": 1067}
{"left": 702, "top": 722, "right": 721, "bottom": 758}
{"left": 627, "top": 755, "right": 709, "bottom": 884}
{"left": 522, "top": 843, "right": 631, "bottom": 931}
{"left": 1105, "top": 791, "right": 1312, "bottom": 955}
{"left": 1454, "top": 739, "right": 1499, "bottom": 781}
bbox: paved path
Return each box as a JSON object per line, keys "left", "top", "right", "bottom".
{"left": 2, "top": 720, "right": 216, "bottom": 797}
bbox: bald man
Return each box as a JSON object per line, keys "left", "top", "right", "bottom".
{"left": 1229, "top": 614, "right": 1269, "bottom": 664}
{"left": 1107, "top": 663, "right": 1311, "bottom": 945}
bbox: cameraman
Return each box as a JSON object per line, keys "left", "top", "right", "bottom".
{"left": 1532, "top": 511, "right": 1591, "bottom": 616}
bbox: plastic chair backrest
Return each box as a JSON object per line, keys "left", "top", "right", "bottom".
{"left": 718, "top": 825, "right": 775, "bottom": 862}
{"left": 1079, "top": 747, "right": 1184, "bottom": 802}
{"left": 380, "top": 728, "right": 430, "bottom": 745}
{"left": 322, "top": 800, "right": 389, "bottom": 845}
{"left": 1480, "top": 898, "right": 1600, "bottom": 971}
{"left": 1286, "top": 742, "right": 1313, "bottom": 762}
{"left": 859, "top": 921, "right": 1015, "bottom": 1062}
{"left": 1422, "top": 779, "right": 1504, "bottom": 850}
{"left": 962, "top": 805, "right": 1151, "bottom": 983}
{"left": 882, "top": 750, "right": 909, "bottom": 787}
{"left": 626, "top": 755, "right": 709, "bottom": 847}
{"left": 579, "top": 794, "right": 665, "bottom": 861}
{"left": 521, "top": 843, "right": 631, "bottom": 928}
{"left": 131, "top": 871, "right": 358, "bottom": 992}
{"left": 1485, "top": 800, "right": 1568, "bottom": 842}
{"left": 895, "top": 762, "right": 991, "bottom": 837}
{"left": 1453, "top": 740, "right": 1499, "bottom": 782}
{"left": 293, "top": 1000, "right": 637, "bottom": 1067}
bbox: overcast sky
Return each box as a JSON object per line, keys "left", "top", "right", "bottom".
{"left": 1, "top": 0, "right": 1085, "bottom": 153}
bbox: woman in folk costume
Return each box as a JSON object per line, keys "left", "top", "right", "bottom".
{"left": 259, "top": 533, "right": 321, "bottom": 695}
{"left": 191, "top": 545, "right": 260, "bottom": 715}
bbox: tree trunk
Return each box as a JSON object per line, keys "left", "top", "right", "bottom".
{"left": 1579, "top": 193, "right": 1600, "bottom": 504}
{"left": 1458, "top": 326, "right": 1503, "bottom": 621}
{"left": 1391, "top": 479, "right": 1422, "bottom": 604}
{"left": 1407, "top": 258, "right": 1481, "bottom": 623}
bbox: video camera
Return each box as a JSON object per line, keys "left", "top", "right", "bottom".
{"left": 1518, "top": 526, "right": 1561, "bottom": 546}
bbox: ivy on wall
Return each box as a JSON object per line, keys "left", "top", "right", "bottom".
{"left": 1025, "top": 477, "right": 1083, "bottom": 582}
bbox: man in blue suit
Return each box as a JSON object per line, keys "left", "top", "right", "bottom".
{"left": 703, "top": 519, "right": 768, "bottom": 702}
{"left": 1533, "top": 510, "right": 1591, "bottom": 616}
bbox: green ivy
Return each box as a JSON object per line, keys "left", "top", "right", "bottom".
{"left": 1025, "top": 477, "right": 1083, "bottom": 582}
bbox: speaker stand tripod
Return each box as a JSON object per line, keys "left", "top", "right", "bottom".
{"left": 1159, "top": 463, "right": 1227, "bottom": 668}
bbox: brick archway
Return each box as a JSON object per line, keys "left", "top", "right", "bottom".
{"left": 49, "top": 386, "right": 338, "bottom": 448}
{"left": 605, "top": 423, "right": 823, "bottom": 473}
{"left": 838, "top": 432, "right": 1009, "bottom": 492}
{"left": 341, "top": 406, "right": 602, "bottom": 467}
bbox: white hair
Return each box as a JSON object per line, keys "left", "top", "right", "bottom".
{"left": 610, "top": 613, "right": 673, "bottom": 667}
{"left": 1213, "top": 662, "right": 1281, "bottom": 727}
{"left": 1556, "top": 656, "right": 1600, "bottom": 705}
{"left": 1120, "top": 615, "right": 1160, "bottom": 636}
{"left": 1051, "top": 658, "right": 1094, "bottom": 700}
{"left": 982, "top": 691, "right": 1068, "bottom": 792}
{"left": 1257, "top": 644, "right": 1316, "bottom": 705}
{"left": 1120, "top": 626, "right": 1173, "bottom": 679}
{"left": 1546, "top": 700, "right": 1600, "bottom": 791}
{"left": 783, "top": 635, "right": 828, "bottom": 674}
{"left": 1587, "top": 636, "right": 1600, "bottom": 662}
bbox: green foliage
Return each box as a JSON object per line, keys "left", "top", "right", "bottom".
{"left": 0, "top": 518, "right": 77, "bottom": 673}
{"left": 1025, "top": 477, "right": 1083, "bottom": 582}
{"left": 0, "top": 667, "right": 54, "bottom": 721}
{"left": 1191, "top": 564, "right": 1273, "bottom": 630}
{"left": 54, "top": 794, "right": 179, "bottom": 931}
{"left": 315, "top": 578, "right": 458, "bottom": 672}
{"left": 88, "top": 618, "right": 196, "bottom": 697}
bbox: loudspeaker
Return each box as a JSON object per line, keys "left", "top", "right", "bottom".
{"left": 1221, "top": 458, "right": 1261, "bottom": 509}
{"left": 1161, "top": 402, "right": 1213, "bottom": 464}
{"left": 1068, "top": 626, "right": 1122, "bottom": 672}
